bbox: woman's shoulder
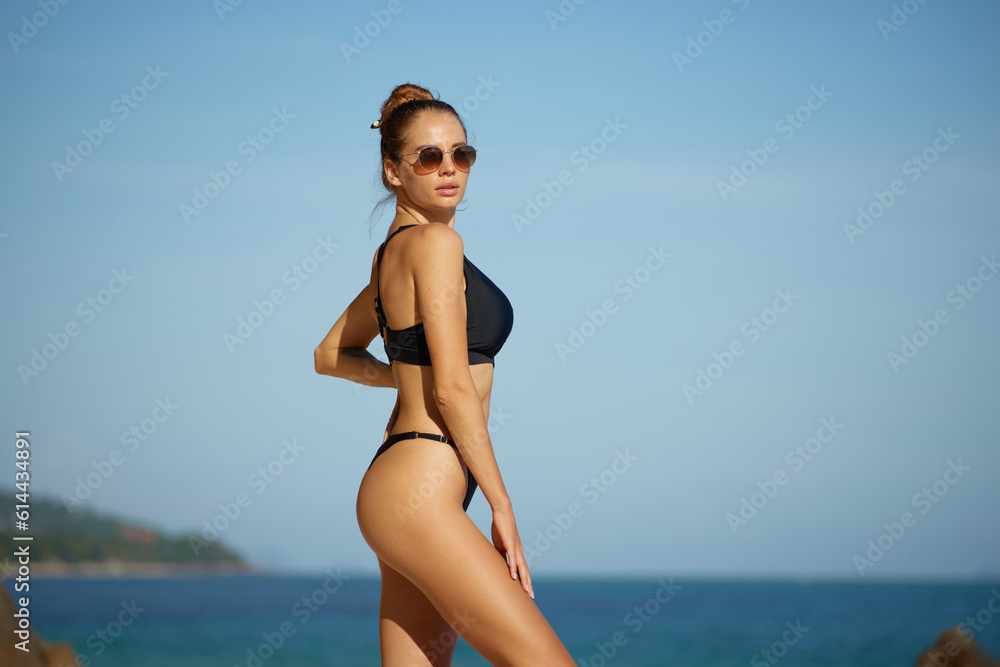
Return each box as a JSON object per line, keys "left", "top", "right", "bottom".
{"left": 400, "top": 223, "right": 464, "bottom": 259}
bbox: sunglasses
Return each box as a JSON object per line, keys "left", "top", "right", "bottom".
{"left": 395, "top": 145, "right": 477, "bottom": 173}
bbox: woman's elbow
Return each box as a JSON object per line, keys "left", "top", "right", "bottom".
{"left": 314, "top": 346, "right": 335, "bottom": 376}
{"left": 432, "top": 375, "right": 476, "bottom": 407}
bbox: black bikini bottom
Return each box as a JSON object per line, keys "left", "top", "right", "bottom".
{"left": 369, "top": 431, "right": 478, "bottom": 511}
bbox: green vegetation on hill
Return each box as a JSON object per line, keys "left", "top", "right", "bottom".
{"left": 0, "top": 490, "right": 243, "bottom": 564}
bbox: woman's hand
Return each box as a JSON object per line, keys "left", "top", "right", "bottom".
{"left": 382, "top": 393, "right": 400, "bottom": 442}
{"left": 491, "top": 506, "right": 534, "bottom": 599}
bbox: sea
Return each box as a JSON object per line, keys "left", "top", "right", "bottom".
{"left": 6, "top": 576, "right": 1000, "bottom": 666}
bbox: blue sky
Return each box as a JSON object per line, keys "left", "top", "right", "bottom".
{"left": 1, "top": 0, "right": 998, "bottom": 581}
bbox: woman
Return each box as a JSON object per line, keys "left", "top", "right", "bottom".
{"left": 314, "top": 83, "right": 575, "bottom": 666}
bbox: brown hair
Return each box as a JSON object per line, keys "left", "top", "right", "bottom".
{"left": 368, "top": 83, "right": 467, "bottom": 233}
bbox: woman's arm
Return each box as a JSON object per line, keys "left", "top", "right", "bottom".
{"left": 412, "top": 224, "right": 531, "bottom": 595}
{"left": 314, "top": 282, "right": 395, "bottom": 389}
{"left": 411, "top": 224, "right": 511, "bottom": 511}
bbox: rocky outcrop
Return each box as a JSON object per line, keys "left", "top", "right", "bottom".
{"left": 1, "top": 584, "right": 81, "bottom": 667}
{"left": 914, "top": 627, "right": 1000, "bottom": 667}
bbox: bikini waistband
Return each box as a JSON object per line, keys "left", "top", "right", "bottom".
{"left": 383, "top": 430, "right": 456, "bottom": 447}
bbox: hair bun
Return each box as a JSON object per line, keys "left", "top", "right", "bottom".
{"left": 373, "top": 83, "right": 436, "bottom": 130}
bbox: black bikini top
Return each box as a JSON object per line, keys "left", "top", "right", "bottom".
{"left": 374, "top": 224, "right": 514, "bottom": 366}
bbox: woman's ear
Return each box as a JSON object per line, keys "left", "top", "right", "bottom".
{"left": 384, "top": 158, "right": 403, "bottom": 188}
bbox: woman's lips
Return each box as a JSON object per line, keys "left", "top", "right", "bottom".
{"left": 437, "top": 185, "right": 459, "bottom": 196}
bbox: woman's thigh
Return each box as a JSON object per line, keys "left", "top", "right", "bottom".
{"left": 357, "top": 441, "right": 575, "bottom": 666}
{"left": 377, "top": 557, "right": 457, "bottom": 666}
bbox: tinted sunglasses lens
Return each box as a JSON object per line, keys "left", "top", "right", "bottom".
{"left": 416, "top": 147, "right": 443, "bottom": 171}
{"left": 454, "top": 146, "right": 476, "bottom": 169}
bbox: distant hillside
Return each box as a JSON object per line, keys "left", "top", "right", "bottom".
{"left": 0, "top": 490, "right": 247, "bottom": 571}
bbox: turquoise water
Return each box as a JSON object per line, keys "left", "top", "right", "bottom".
{"left": 7, "top": 576, "right": 999, "bottom": 666}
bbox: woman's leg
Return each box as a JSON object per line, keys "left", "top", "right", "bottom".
{"left": 377, "top": 556, "right": 457, "bottom": 666}
{"left": 358, "top": 439, "right": 576, "bottom": 666}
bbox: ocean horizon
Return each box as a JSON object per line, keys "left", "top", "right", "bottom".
{"left": 7, "top": 574, "right": 999, "bottom": 666}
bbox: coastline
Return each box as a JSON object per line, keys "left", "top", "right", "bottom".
{"left": 4, "top": 560, "right": 259, "bottom": 580}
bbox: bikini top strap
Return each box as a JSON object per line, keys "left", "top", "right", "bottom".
{"left": 374, "top": 225, "right": 419, "bottom": 334}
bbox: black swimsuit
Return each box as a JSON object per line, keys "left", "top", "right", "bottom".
{"left": 368, "top": 224, "right": 514, "bottom": 511}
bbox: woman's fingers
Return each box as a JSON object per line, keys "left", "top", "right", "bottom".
{"left": 513, "top": 546, "right": 533, "bottom": 598}
{"left": 519, "top": 552, "right": 534, "bottom": 599}
{"left": 505, "top": 537, "right": 533, "bottom": 598}
{"left": 492, "top": 514, "right": 534, "bottom": 598}
{"left": 382, "top": 398, "right": 400, "bottom": 443}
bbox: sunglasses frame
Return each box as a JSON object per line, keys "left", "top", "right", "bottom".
{"left": 394, "top": 145, "right": 477, "bottom": 173}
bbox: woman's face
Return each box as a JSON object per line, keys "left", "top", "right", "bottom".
{"left": 385, "top": 111, "right": 470, "bottom": 215}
